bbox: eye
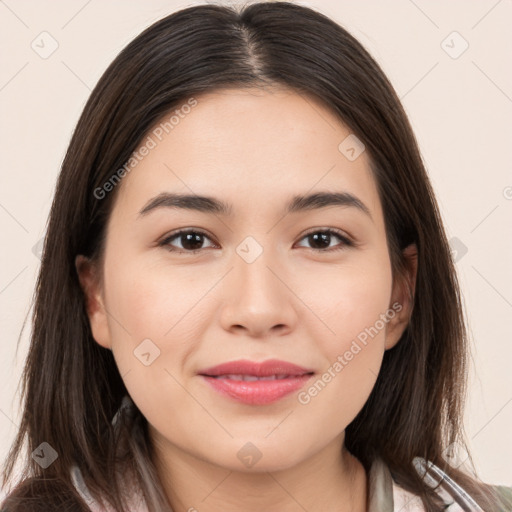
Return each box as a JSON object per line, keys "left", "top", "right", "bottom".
{"left": 159, "top": 227, "right": 353, "bottom": 254}
{"left": 159, "top": 229, "right": 217, "bottom": 253}
{"left": 295, "top": 228, "right": 353, "bottom": 252}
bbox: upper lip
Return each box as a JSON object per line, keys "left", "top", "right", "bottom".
{"left": 198, "top": 359, "right": 315, "bottom": 377}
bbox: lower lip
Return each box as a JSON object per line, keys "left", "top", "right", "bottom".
{"left": 200, "top": 375, "right": 314, "bottom": 405}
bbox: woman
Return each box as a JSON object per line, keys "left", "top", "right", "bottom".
{"left": 2, "top": 2, "right": 511, "bottom": 511}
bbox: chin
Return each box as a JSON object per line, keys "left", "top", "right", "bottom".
{"left": 210, "top": 439, "right": 309, "bottom": 474}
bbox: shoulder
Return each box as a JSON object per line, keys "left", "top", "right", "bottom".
{"left": 1, "top": 476, "right": 90, "bottom": 512}
{"left": 492, "top": 484, "right": 512, "bottom": 510}
{"left": 408, "top": 458, "right": 512, "bottom": 512}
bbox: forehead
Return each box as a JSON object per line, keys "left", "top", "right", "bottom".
{"left": 111, "top": 86, "right": 382, "bottom": 222}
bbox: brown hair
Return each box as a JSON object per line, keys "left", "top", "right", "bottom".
{"left": 2, "top": 2, "right": 509, "bottom": 511}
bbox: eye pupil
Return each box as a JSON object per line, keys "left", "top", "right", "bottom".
{"left": 309, "top": 232, "right": 330, "bottom": 249}
{"left": 181, "top": 232, "right": 204, "bottom": 251}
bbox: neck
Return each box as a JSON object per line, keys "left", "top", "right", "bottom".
{"left": 150, "top": 430, "right": 367, "bottom": 512}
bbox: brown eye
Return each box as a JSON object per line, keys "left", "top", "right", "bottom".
{"left": 296, "top": 229, "right": 353, "bottom": 252}
{"left": 160, "top": 230, "right": 216, "bottom": 253}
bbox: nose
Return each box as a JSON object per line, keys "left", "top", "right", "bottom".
{"left": 219, "top": 249, "right": 298, "bottom": 339}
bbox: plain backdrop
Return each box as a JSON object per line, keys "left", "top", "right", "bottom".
{"left": 1, "top": 0, "right": 511, "bottom": 493}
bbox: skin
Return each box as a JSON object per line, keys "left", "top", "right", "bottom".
{"left": 77, "top": 86, "right": 417, "bottom": 512}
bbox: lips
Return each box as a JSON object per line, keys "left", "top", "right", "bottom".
{"left": 198, "top": 359, "right": 315, "bottom": 405}
{"left": 199, "top": 359, "right": 314, "bottom": 378}
{"left": 210, "top": 374, "right": 292, "bottom": 381}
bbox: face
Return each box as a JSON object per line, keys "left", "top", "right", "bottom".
{"left": 77, "top": 86, "right": 415, "bottom": 474}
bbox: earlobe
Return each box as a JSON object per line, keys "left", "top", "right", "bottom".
{"left": 75, "top": 255, "right": 112, "bottom": 350}
{"left": 384, "top": 244, "right": 418, "bottom": 350}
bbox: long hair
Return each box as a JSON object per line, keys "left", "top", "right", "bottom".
{"left": 2, "top": 2, "right": 508, "bottom": 511}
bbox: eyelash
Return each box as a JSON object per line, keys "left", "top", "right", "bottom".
{"left": 158, "top": 228, "right": 354, "bottom": 254}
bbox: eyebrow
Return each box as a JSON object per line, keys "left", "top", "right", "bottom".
{"left": 138, "top": 191, "right": 372, "bottom": 220}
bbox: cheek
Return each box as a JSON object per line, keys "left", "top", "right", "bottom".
{"left": 300, "top": 251, "right": 393, "bottom": 349}
{"left": 296, "top": 253, "right": 393, "bottom": 415}
{"left": 102, "top": 258, "right": 207, "bottom": 433}
{"left": 101, "top": 254, "right": 207, "bottom": 393}
{"left": 104, "top": 249, "right": 209, "bottom": 340}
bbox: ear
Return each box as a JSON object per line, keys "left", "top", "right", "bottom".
{"left": 75, "top": 255, "right": 112, "bottom": 350}
{"left": 384, "top": 243, "right": 418, "bottom": 350}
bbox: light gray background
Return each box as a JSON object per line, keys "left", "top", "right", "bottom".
{"left": 1, "top": 0, "right": 511, "bottom": 491}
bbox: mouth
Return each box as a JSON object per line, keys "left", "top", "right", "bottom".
{"left": 198, "top": 359, "right": 315, "bottom": 405}
{"left": 205, "top": 373, "right": 311, "bottom": 381}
